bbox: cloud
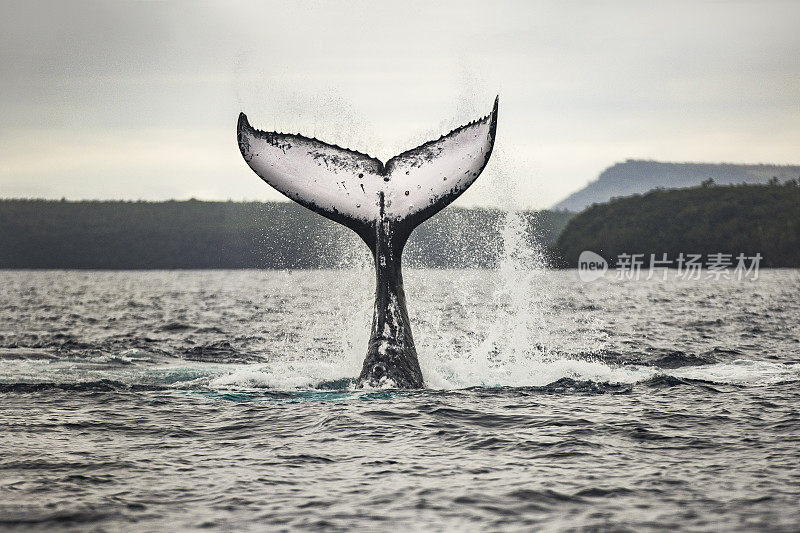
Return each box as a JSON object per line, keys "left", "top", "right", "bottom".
{"left": 2, "top": 0, "right": 799, "bottom": 208}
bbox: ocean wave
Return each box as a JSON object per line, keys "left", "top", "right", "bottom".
{"left": 0, "top": 380, "right": 165, "bottom": 393}
{"left": 1, "top": 353, "right": 797, "bottom": 396}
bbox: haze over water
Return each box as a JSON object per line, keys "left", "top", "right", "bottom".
{"left": 2, "top": 263, "right": 799, "bottom": 530}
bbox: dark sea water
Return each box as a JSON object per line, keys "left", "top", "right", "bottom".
{"left": 1, "top": 268, "right": 799, "bottom": 531}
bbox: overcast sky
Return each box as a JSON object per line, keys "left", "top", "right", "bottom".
{"left": 1, "top": 0, "right": 799, "bottom": 209}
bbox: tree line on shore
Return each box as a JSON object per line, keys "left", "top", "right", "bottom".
{"left": 0, "top": 199, "right": 572, "bottom": 269}
{"left": 552, "top": 179, "right": 800, "bottom": 268}
{"left": 3, "top": 179, "right": 797, "bottom": 269}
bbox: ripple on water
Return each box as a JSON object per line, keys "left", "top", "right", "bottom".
{"left": 1, "top": 270, "right": 800, "bottom": 531}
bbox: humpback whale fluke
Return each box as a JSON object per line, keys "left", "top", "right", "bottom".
{"left": 237, "top": 97, "right": 499, "bottom": 388}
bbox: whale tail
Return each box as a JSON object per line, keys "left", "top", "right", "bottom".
{"left": 237, "top": 97, "right": 498, "bottom": 251}
{"left": 237, "top": 98, "right": 499, "bottom": 388}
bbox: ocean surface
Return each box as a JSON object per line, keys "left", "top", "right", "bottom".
{"left": 1, "top": 267, "right": 799, "bottom": 531}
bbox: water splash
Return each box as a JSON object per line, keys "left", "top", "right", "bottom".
{"left": 416, "top": 156, "right": 598, "bottom": 388}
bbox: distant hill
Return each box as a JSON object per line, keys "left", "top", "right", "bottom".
{"left": 552, "top": 180, "right": 800, "bottom": 268}
{"left": 0, "top": 200, "right": 573, "bottom": 269}
{"left": 553, "top": 160, "right": 800, "bottom": 212}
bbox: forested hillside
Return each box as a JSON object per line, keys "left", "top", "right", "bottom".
{"left": 553, "top": 180, "right": 800, "bottom": 267}
{"left": 0, "top": 200, "right": 573, "bottom": 269}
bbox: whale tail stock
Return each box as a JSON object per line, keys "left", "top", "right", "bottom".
{"left": 237, "top": 97, "right": 499, "bottom": 388}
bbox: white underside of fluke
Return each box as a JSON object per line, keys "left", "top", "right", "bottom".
{"left": 237, "top": 98, "right": 498, "bottom": 224}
